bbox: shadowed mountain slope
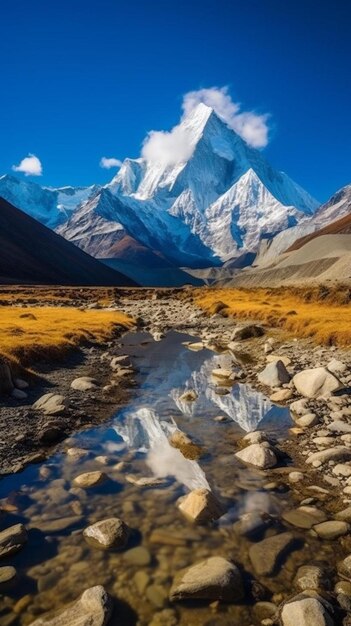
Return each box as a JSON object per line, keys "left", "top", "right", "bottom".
{"left": 0, "top": 197, "right": 136, "bottom": 286}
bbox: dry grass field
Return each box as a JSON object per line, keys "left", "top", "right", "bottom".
{"left": 194, "top": 285, "right": 351, "bottom": 347}
{"left": 0, "top": 287, "right": 133, "bottom": 368}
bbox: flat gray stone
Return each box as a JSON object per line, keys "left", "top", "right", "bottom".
{"left": 282, "top": 506, "right": 327, "bottom": 529}
{"left": 249, "top": 532, "right": 297, "bottom": 576}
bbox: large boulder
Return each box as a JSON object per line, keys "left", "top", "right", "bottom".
{"left": 178, "top": 488, "right": 223, "bottom": 523}
{"left": 32, "top": 393, "right": 67, "bottom": 416}
{"left": 293, "top": 367, "right": 343, "bottom": 398}
{"left": 0, "top": 524, "right": 27, "bottom": 558}
{"left": 30, "top": 585, "right": 112, "bottom": 626}
{"left": 83, "top": 518, "right": 130, "bottom": 549}
{"left": 257, "top": 360, "right": 290, "bottom": 388}
{"left": 169, "top": 556, "right": 244, "bottom": 602}
{"left": 280, "top": 594, "right": 334, "bottom": 626}
{"left": 235, "top": 443, "right": 277, "bottom": 469}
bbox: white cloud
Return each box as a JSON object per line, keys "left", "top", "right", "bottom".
{"left": 141, "top": 86, "right": 270, "bottom": 165}
{"left": 142, "top": 126, "right": 194, "bottom": 165}
{"left": 182, "top": 86, "right": 270, "bottom": 148}
{"left": 100, "top": 156, "right": 122, "bottom": 169}
{"left": 12, "top": 154, "right": 43, "bottom": 176}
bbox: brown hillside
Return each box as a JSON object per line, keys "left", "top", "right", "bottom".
{"left": 286, "top": 212, "right": 351, "bottom": 252}
{"left": 0, "top": 196, "right": 136, "bottom": 286}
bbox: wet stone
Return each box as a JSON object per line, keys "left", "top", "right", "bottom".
{"left": 29, "top": 585, "right": 112, "bottom": 626}
{"left": 0, "top": 524, "right": 27, "bottom": 558}
{"left": 294, "top": 564, "right": 326, "bottom": 591}
{"left": 123, "top": 546, "right": 151, "bottom": 566}
{"left": 83, "top": 518, "right": 130, "bottom": 549}
{"left": 280, "top": 593, "right": 334, "bottom": 626}
{"left": 0, "top": 566, "right": 16, "bottom": 585}
{"left": 282, "top": 506, "right": 327, "bottom": 529}
{"left": 169, "top": 556, "right": 244, "bottom": 602}
{"left": 249, "top": 532, "right": 297, "bottom": 577}
{"left": 338, "top": 554, "right": 351, "bottom": 579}
{"left": 313, "top": 520, "right": 349, "bottom": 539}
{"left": 73, "top": 471, "right": 106, "bottom": 488}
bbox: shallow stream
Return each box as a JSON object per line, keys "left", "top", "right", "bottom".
{"left": 0, "top": 331, "right": 339, "bottom": 625}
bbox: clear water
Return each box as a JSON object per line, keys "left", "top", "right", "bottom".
{"left": 0, "top": 331, "right": 335, "bottom": 625}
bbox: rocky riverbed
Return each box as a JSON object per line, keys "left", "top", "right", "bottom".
{"left": 0, "top": 287, "right": 350, "bottom": 626}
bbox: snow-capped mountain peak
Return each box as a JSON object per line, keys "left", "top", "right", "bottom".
{"left": 0, "top": 105, "right": 322, "bottom": 268}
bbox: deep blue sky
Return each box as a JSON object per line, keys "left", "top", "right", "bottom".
{"left": 0, "top": 0, "right": 350, "bottom": 201}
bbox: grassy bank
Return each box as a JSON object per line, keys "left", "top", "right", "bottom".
{"left": 0, "top": 305, "right": 133, "bottom": 367}
{"left": 194, "top": 286, "right": 351, "bottom": 347}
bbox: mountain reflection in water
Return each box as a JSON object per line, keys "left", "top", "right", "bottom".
{"left": 112, "top": 331, "right": 291, "bottom": 489}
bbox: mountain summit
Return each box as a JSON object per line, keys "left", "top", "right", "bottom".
{"left": 0, "top": 104, "right": 319, "bottom": 267}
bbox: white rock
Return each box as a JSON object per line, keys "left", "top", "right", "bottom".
{"left": 293, "top": 367, "right": 343, "bottom": 398}
{"left": 235, "top": 443, "right": 277, "bottom": 469}
{"left": 328, "top": 420, "right": 351, "bottom": 434}
{"left": 296, "top": 413, "right": 319, "bottom": 427}
{"left": 290, "top": 399, "right": 309, "bottom": 416}
{"left": 281, "top": 595, "right": 334, "bottom": 626}
{"left": 327, "top": 358, "right": 347, "bottom": 375}
{"left": 289, "top": 471, "right": 304, "bottom": 483}
{"left": 270, "top": 389, "right": 293, "bottom": 402}
{"left": 333, "top": 464, "right": 351, "bottom": 477}
{"left": 71, "top": 377, "right": 99, "bottom": 391}
{"left": 258, "top": 361, "right": 290, "bottom": 388}
{"left": 242, "top": 431, "right": 266, "bottom": 445}
{"left": 32, "top": 393, "right": 67, "bottom": 415}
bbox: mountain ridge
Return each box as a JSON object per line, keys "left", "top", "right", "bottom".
{"left": 0, "top": 103, "right": 320, "bottom": 268}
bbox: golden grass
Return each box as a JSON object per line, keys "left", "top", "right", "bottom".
{"left": 194, "top": 287, "right": 351, "bottom": 347}
{"left": 0, "top": 306, "right": 133, "bottom": 368}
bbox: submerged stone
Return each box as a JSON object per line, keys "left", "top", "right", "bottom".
{"left": 170, "top": 556, "right": 244, "bottom": 602}
{"left": 249, "top": 532, "right": 297, "bottom": 576}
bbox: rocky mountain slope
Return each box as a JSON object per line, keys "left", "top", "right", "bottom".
{"left": 0, "top": 197, "right": 135, "bottom": 285}
{"left": 255, "top": 184, "right": 351, "bottom": 267}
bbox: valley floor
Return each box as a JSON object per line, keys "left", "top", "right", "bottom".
{"left": 0, "top": 286, "right": 350, "bottom": 625}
